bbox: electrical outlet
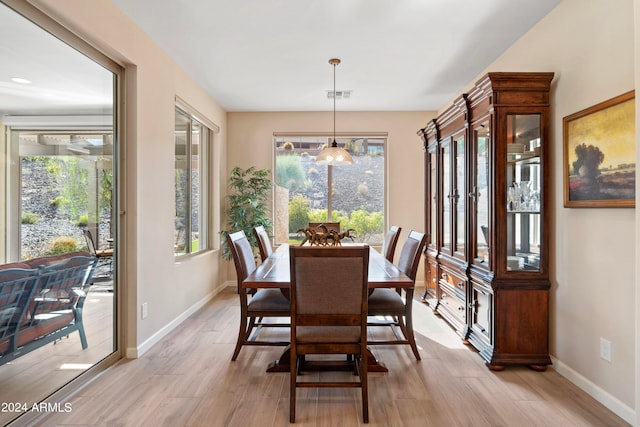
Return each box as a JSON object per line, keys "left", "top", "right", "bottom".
{"left": 142, "top": 302, "right": 148, "bottom": 319}
{"left": 599, "top": 338, "right": 612, "bottom": 362}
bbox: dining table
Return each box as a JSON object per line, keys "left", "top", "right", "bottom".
{"left": 243, "top": 243, "right": 414, "bottom": 373}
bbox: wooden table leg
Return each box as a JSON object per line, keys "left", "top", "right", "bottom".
{"left": 364, "top": 348, "right": 388, "bottom": 372}
{"left": 266, "top": 346, "right": 291, "bottom": 372}
{"left": 266, "top": 346, "right": 388, "bottom": 373}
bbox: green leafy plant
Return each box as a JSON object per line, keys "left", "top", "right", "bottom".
{"left": 21, "top": 212, "right": 40, "bottom": 224}
{"left": 76, "top": 214, "right": 89, "bottom": 226}
{"left": 43, "top": 157, "right": 89, "bottom": 220}
{"left": 349, "top": 208, "right": 384, "bottom": 242}
{"left": 220, "top": 166, "right": 273, "bottom": 260}
{"left": 50, "top": 196, "right": 66, "bottom": 207}
{"left": 288, "top": 194, "right": 310, "bottom": 232}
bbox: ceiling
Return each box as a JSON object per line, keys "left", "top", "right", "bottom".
{"left": 0, "top": 0, "right": 562, "bottom": 116}
{"left": 0, "top": 2, "right": 114, "bottom": 117}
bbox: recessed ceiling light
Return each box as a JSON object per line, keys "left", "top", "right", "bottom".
{"left": 11, "top": 77, "right": 32, "bottom": 84}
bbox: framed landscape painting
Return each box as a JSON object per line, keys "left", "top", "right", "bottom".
{"left": 563, "top": 90, "right": 635, "bottom": 208}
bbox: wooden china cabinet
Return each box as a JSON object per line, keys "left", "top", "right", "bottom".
{"left": 418, "top": 72, "right": 554, "bottom": 370}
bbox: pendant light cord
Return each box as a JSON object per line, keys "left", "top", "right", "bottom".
{"left": 332, "top": 60, "right": 336, "bottom": 146}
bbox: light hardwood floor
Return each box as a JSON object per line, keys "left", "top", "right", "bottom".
{"left": 25, "top": 286, "right": 629, "bottom": 427}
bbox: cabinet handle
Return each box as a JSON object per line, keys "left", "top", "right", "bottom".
{"left": 468, "top": 186, "right": 477, "bottom": 199}
{"left": 441, "top": 273, "right": 448, "bottom": 280}
{"left": 457, "top": 282, "right": 464, "bottom": 289}
{"left": 458, "top": 306, "right": 464, "bottom": 311}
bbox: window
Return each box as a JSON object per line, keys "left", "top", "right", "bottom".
{"left": 274, "top": 135, "right": 386, "bottom": 246}
{"left": 174, "top": 107, "right": 211, "bottom": 255}
{"left": 12, "top": 131, "right": 114, "bottom": 260}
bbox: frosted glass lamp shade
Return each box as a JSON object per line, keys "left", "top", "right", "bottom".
{"left": 316, "top": 141, "right": 353, "bottom": 166}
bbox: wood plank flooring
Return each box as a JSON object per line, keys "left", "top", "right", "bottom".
{"left": 25, "top": 286, "right": 629, "bottom": 427}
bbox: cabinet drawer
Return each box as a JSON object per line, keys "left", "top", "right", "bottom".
{"left": 438, "top": 282, "right": 466, "bottom": 326}
{"left": 439, "top": 269, "right": 466, "bottom": 298}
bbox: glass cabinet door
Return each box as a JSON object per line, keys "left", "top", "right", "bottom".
{"left": 472, "top": 122, "right": 490, "bottom": 267}
{"left": 428, "top": 147, "right": 437, "bottom": 249}
{"left": 453, "top": 135, "right": 465, "bottom": 258}
{"left": 441, "top": 140, "right": 451, "bottom": 253}
{"left": 505, "top": 114, "right": 542, "bottom": 272}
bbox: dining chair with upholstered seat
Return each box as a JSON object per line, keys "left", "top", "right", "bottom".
{"left": 227, "top": 230, "right": 290, "bottom": 361}
{"left": 382, "top": 225, "right": 402, "bottom": 262}
{"left": 253, "top": 225, "right": 273, "bottom": 262}
{"left": 289, "top": 245, "right": 370, "bottom": 423}
{"left": 367, "top": 230, "right": 427, "bottom": 360}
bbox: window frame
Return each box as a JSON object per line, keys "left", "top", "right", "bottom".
{"left": 273, "top": 132, "right": 388, "bottom": 247}
{"left": 174, "top": 104, "right": 214, "bottom": 257}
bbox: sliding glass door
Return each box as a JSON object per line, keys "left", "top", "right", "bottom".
{"left": 0, "top": 2, "right": 120, "bottom": 424}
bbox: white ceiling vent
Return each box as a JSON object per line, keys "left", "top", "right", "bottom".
{"left": 327, "top": 90, "right": 352, "bottom": 100}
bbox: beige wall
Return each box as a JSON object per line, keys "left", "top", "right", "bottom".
{"left": 456, "top": 0, "right": 635, "bottom": 422}
{"left": 226, "top": 111, "right": 433, "bottom": 281}
{"left": 32, "top": 0, "right": 229, "bottom": 357}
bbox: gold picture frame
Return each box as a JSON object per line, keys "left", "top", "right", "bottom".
{"left": 563, "top": 90, "right": 635, "bottom": 208}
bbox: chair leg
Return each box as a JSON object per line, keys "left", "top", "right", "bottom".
{"left": 290, "top": 349, "right": 297, "bottom": 422}
{"left": 403, "top": 289, "right": 421, "bottom": 361}
{"left": 360, "top": 354, "right": 369, "bottom": 423}
{"left": 401, "top": 314, "right": 421, "bottom": 361}
{"left": 77, "top": 322, "right": 88, "bottom": 350}
{"left": 232, "top": 313, "right": 248, "bottom": 361}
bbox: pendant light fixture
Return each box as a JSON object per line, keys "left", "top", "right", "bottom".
{"left": 316, "top": 58, "right": 353, "bottom": 166}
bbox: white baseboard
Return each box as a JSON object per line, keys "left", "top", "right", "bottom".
{"left": 551, "top": 356, "right": 636, "bottom": 426}
{"left": 125, "top": 282, "right": 231, "bottom": 359}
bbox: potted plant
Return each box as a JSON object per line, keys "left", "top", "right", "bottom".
{"left": 220, "top": 166, "right": 273, "bottom": 260}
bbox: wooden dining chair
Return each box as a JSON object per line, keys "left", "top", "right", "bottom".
{"left": 227, "top": 231, "right": 290, "bottom": 361}
{"left": 289, "top": 245, "right": 370, "bottom": 424}
{"left": 382, "top": 225, "right": 402, "bottom": 262}
{"left": 252, "top": 225, "right": 273, "bottom": 262}
{"left": 368, "top": 230, "right": 427, "bottom": 360}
